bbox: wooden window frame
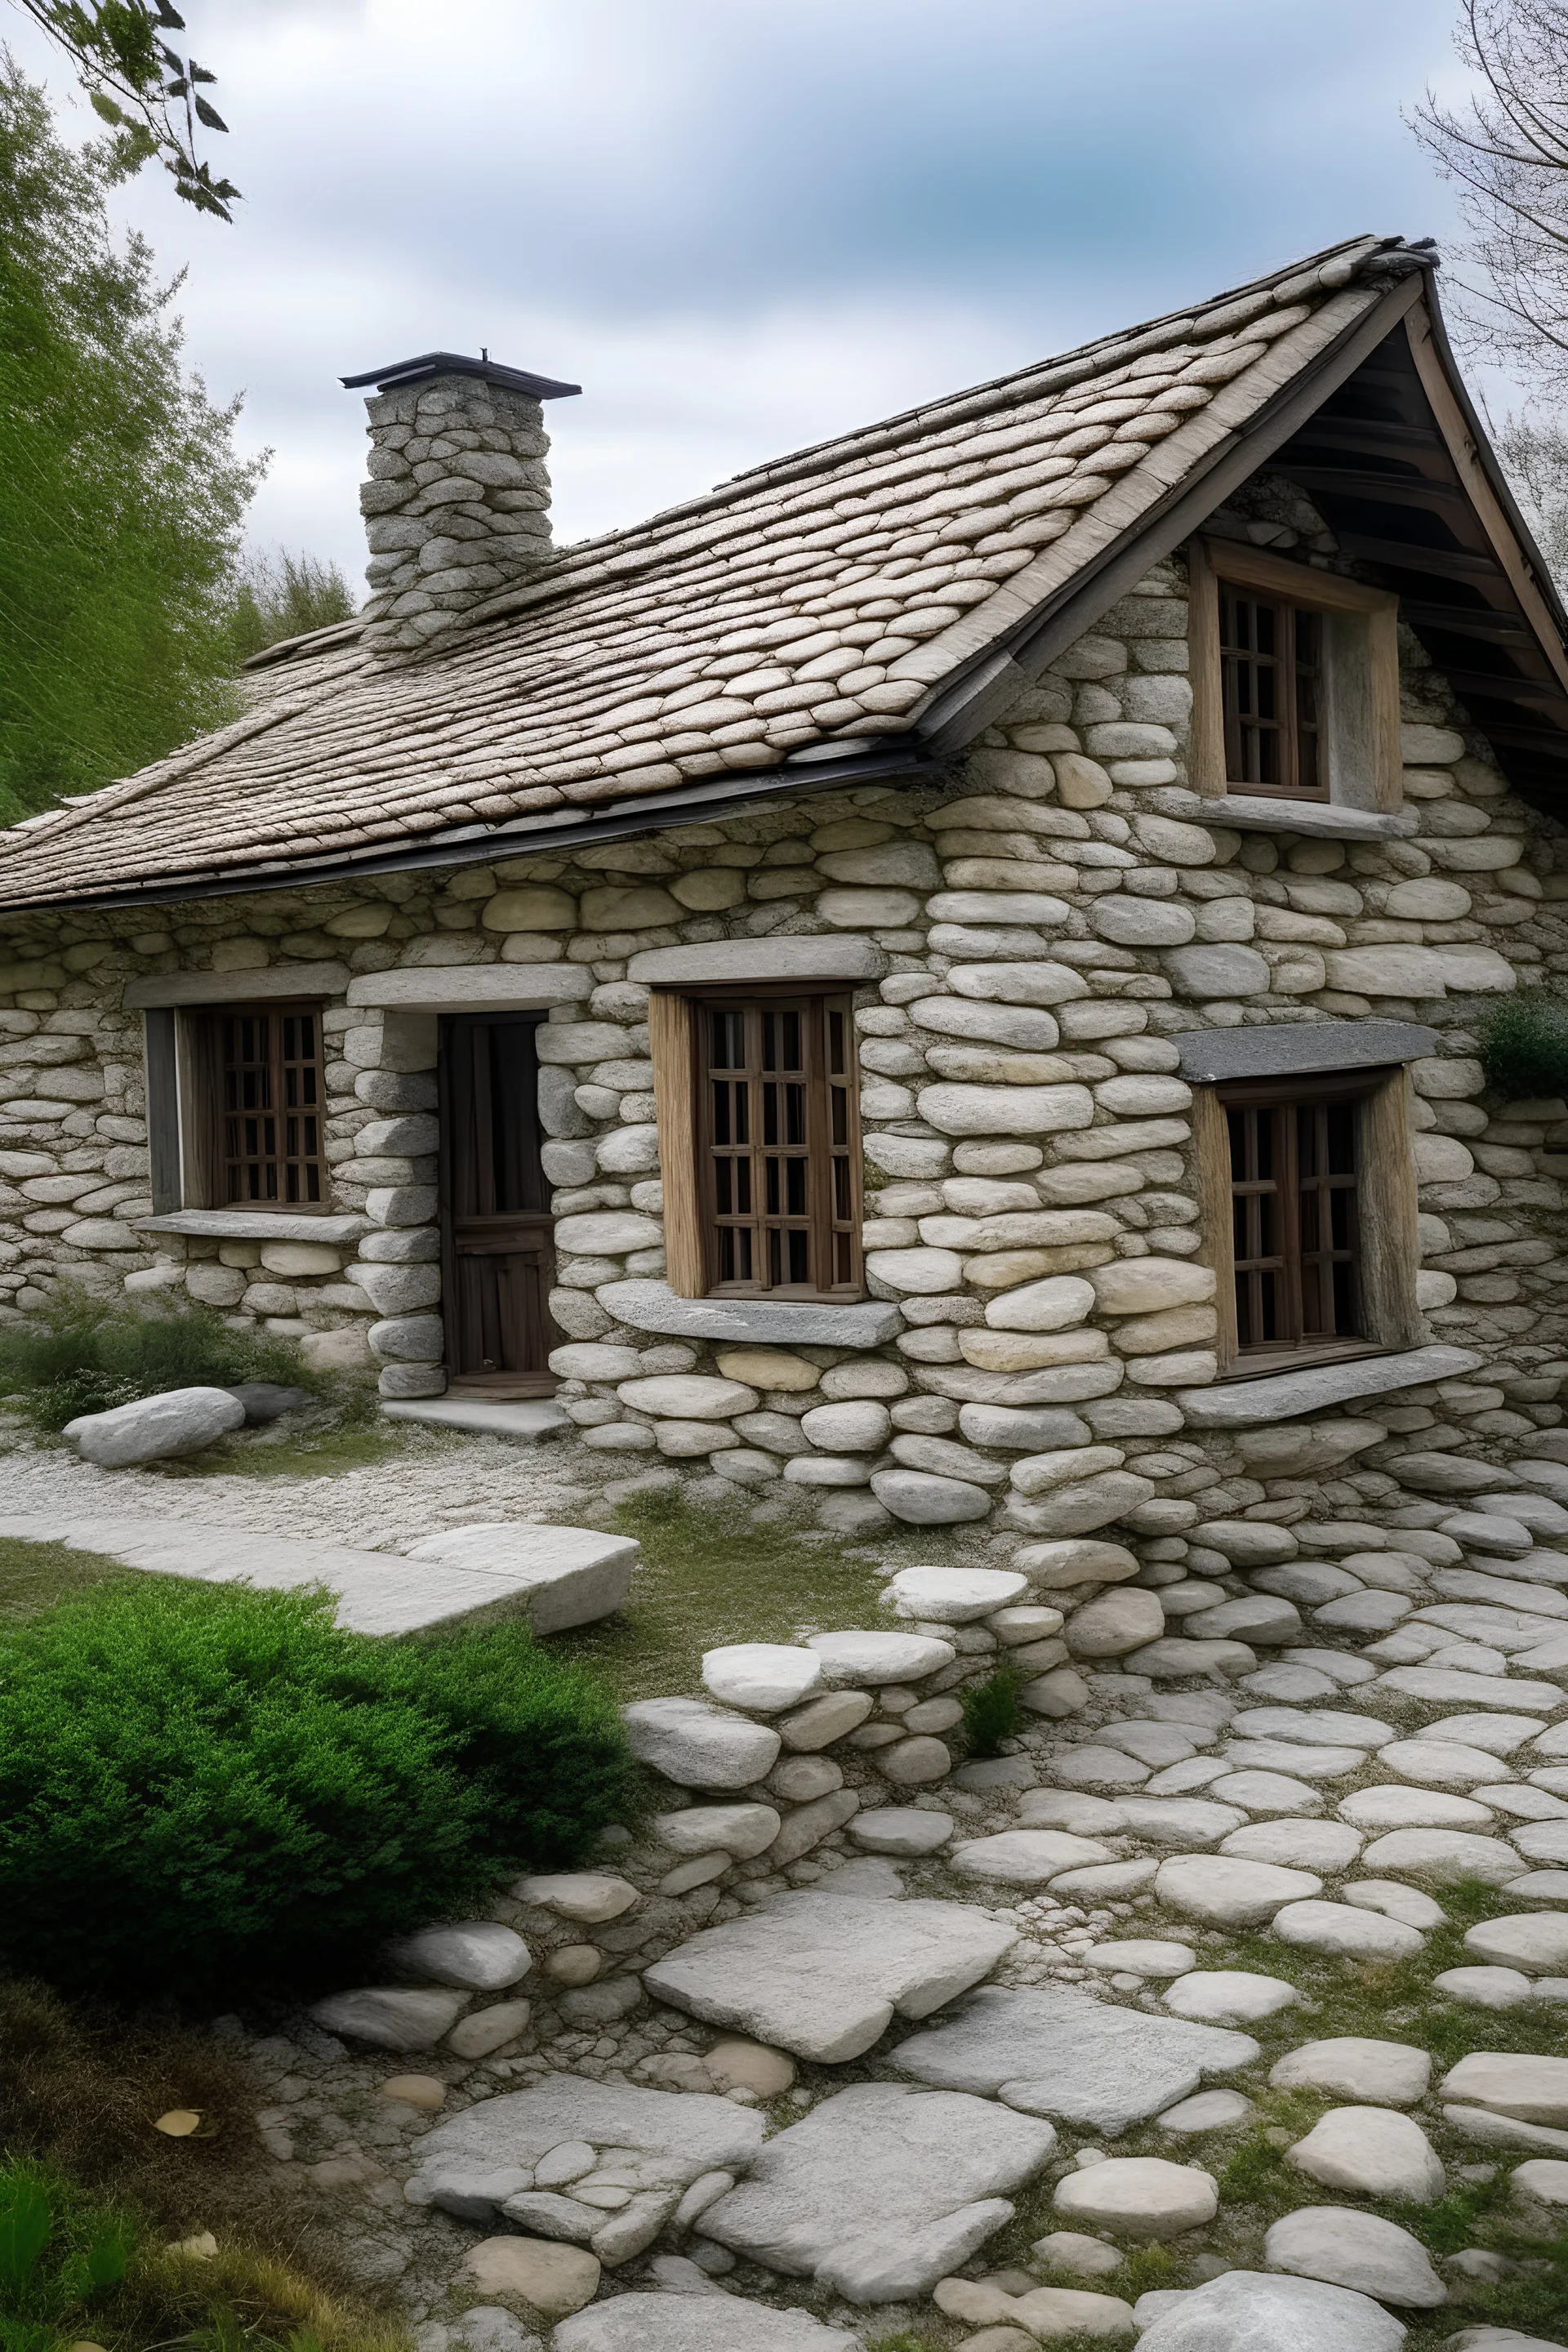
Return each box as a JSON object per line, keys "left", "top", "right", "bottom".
{"left": 1192, "top": 1062, "right": 1424, "bottom": 1378}
{"left": 183, "top": 999, "right": 330, "bottom": 1214}
{"left": 1188, "top": 537, "right": 1402, "bottom": 812}
{"left": 649, "top": 982, "right": 864, "bottom": 1303}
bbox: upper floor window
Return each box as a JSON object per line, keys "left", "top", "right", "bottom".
{"left": 1190, "top": 537, "right": 1401, "bottom": 813}
{"left": 1219, "top": 587, "right": 1325, "bottom": 800}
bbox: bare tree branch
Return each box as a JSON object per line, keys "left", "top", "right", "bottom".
{"left": 1410, "top": 1, "right": 1568, "bottom": 388}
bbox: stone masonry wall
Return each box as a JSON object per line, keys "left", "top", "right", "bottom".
{"left": 2, "top": 490, "right": 1568, "bottom": 1548}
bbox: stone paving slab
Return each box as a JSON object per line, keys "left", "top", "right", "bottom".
{"left": 696, "top": 2080, "right": 1055, "bottom": 2301}
{"left": 0, "top": 1512, "right": 553, "bottom": 1636}
{"left": 889, "top": 1984, "right": 1258, "bottom": 2133}
{"left": 554, "top": 2297, "right": 864, "bottom": 2351}
{"left": 641, "top": 1891, "right": 1017, "bottom": 2063}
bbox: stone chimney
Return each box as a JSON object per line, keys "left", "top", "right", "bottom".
{"left": 341, "top": 352, "right": 581, "bottom": 654}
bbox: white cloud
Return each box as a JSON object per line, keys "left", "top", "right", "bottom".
{"left": 7, "top": 0, "right": 1490, "bottom": 590}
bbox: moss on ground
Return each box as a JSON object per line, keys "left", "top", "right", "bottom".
{"left": 549, "top": 1486, "right": 926, "bottom": 1700}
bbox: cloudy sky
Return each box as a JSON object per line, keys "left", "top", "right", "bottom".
{"left": 12, "top": 0, "right": 1486, "bottom": 588}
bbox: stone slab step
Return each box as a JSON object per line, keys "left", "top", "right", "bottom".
{"left": 0, "top": 1511, "right": 630, "bottom": 1637}
{"left": 379, "top": 1396, "right": 571, "bottom": 1440}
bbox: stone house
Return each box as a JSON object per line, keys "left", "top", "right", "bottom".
{"left": 2, "top": 232, "right": 1567, "bottom": 1546}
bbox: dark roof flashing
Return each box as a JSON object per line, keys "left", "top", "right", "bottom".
{"left": 339, "top": 352, "right": 581, "bottom": 399}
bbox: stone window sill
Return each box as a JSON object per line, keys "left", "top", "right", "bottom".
{"left": 595, "top": 1276, "right": 903, "bottom": 1349}
{"left": 1207, "top": 795, "right": 1420, "bottom": 842}
{"left": 134, "top": 1209, "right": 371, "bottom": 1245}
{"left": 1175, "top": 1342, "right": 1486, "bottom": 1428}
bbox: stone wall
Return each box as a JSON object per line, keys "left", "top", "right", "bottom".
{"left": 2, "top": 506, "right": 1567, "bottom": 1536}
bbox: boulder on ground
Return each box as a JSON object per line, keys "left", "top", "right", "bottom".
{"left": 64, "top": 1385, "right": 246, "bottom": 1466}
{"left": 1134, "top": 2269, "right": 1407, "bottom": 2350}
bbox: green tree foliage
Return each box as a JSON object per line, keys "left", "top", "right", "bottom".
{"left": 13, "top": 0, "right": 238, "bottom": 216}
{"left": 0, "top": 1578, "right": 645, "bottom": 2002}
{"left": 1477, "top": 989, "right": 1568, "bottom": 1095}
{"left": 0, "top": 60, "right": 261, "bottom": 822}
{"left": 230, "top": 548, "right": 359, "bottom": 666}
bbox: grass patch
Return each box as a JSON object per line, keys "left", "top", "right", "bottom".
{"left": 0, "top": 1980, "right": 406, "bottom": 2350}
{"left": 0, "top": 1577, "right": 644, "bottom": 2002}
{"left": 960, "top": 1665, "right": 1027, "bottom": 1758}
{"left": 0, "top": 1283, "right": 328, "bottom": 1434}
{"left": 0, "top": 2154, "right": 406, "bottom": 2352}
{"left": 163, "top": 1384, "right": 423, "bottom": 1483}
{"left": 550, "top": 1487, "right": 899, "bottom": 1701}
{"left": 0, "top": 1535, "right": 132, "bottom": 1625}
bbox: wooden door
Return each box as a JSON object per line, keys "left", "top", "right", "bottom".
{"left": 439, "top": 1014, "right": 559, "bottom": 1395}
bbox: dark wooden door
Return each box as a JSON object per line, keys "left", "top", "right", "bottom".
{"left": 439, "top": 1014, "right": 559, "bottom": 1395}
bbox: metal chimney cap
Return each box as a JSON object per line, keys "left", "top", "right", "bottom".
{"left": 340, "top": 351, "right": 581, "bottom": 399}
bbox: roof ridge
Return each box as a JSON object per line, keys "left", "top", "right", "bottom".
{"left": 455, "top": 233, "right": 1404, "bottom": 642}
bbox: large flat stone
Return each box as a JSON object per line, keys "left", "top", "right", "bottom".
{"left": 1134, "top": 2270, "right": 1407, "bottom": 2352}
{"left": 1270, "top": 2038, "right": 1432, "bottom": 2107}
{"left": 554, "top": 2296, "right": 862, "bottom": 2352}
{"left": 1175, "top": 1346, "right": 1484, "bottom": 1428}
{"left": 1175, "top": 1021, "right": 1439, "bottom": 1085}
{"left": 0, "top": 1514, "right": 554, "bottom": 1638}
{"left": 381, "top": 1398, "right": 571, "bottom": 1441}
{"left": 403, "top": 1523, "right": 638, "bottom": 1631}
{"left": 1359, "top": 1829, "right": 1528, "bottom": 1885}
{"left": 889, "top": 1984, "right": 1257, "bottom": 2135}
{"left": 697, "top": 2081, "right": 1054, "bottom": 2301}
{"left": 1464, "top": 1913, "right": 1568, "bottom": 1972}
{"left": 1154, "top": 1855, "right": 1322, "bottom": 1924}
{"left": 1376, "top": 1668, "right": 1567, "bottom": 1713}
{"left": 640, "top": 1891, "right": 1016, "bottom": 2064}
{"left": 1265, "top": 2205, "right": 1446, "bottom": 2306}
{"left": 1441, "top": 2052, "right": 1568, "bottom": 2127}
{"left": 598, "top": 1281, "right": 902, "bottom": 1348}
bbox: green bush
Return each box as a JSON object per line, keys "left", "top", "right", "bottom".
{"left": 1476, "top": 992, "right": 1568, "bottom": 1099}
{"left": 960, "top": 1664, "right": 1027, "bottom": 1758}
{"left": 0, "top": 1579, "right": 644, "bottom": 2002}
{"left": 0, "top": 1285, "right": 329, "bottom": 1432}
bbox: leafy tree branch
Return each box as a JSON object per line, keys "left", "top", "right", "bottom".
{"left": 11, "top": 0, "right": 237, "bottom": 216}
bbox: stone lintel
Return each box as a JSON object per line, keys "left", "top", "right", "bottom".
{"left": 1174, "top": 1020, "right": 1441, "bottom": 1085}
{"left": 1176, "top": 1343, "right": 1486, "bottom": 1428}
{"left": 346, "top": 965, "right": 593, "bottom": 1012}
{"left": 126, "top": 962, "right": 350, "bottom": 1009}
{"left": 1205, "top": 796, "right": 1421, "bottom": 841}
{"left": 134, "top": 1209, "right": 370, "bottom": 1244}
{"left": 599, "top": 1277, "right": 903, "bottom": 1349}
{"left": 627, "top": 938, "right": 886, "bottom": 987}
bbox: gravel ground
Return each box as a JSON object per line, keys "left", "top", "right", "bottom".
{"left": 0, "top": 1423, "right": 634, "bottom": 1553}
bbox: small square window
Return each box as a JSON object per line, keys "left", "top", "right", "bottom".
{"left": 1189, "top": 537, "right": 1401, "bottom": 813}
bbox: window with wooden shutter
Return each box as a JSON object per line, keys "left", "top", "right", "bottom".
{"left": 206, "top": 1003, "right": 327, "bottom": 1209}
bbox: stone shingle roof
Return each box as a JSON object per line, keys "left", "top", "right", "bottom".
{"left": 0, "top": 235, "right": 1432, "bottom": 909}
